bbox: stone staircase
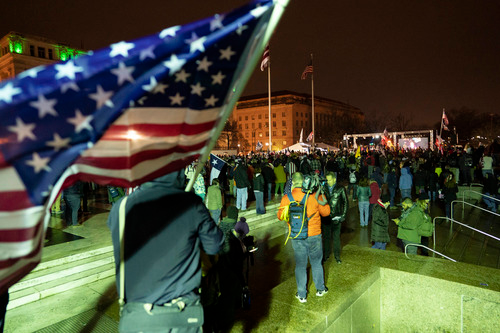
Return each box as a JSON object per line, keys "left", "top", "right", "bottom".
{"left": 7, "top": 200, "right": 284, "bottom": 311}
{"left": 7, "top": 246, "right": 115, "bottom": 310}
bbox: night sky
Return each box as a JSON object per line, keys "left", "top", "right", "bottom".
{"left": 3, "top": 0, "right": 500, "bottom": 127}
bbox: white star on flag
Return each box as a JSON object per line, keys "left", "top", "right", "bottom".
{"left": 219, "top": 46, "right": 236, "bottom": 61}
{"left": 152, "top": 82, "right": 169, "bottom": 94}
{"left": 210, "top": 14, "right": 224, "bottom": 31}
{"left": 89, "top": 85, "right": 114, "bottom": 108}
{"left": 204, "top": 95, "right": 219, "bottom": 107}
{"left": 189, "top": 36, "right": 206, "bottom": 54}
{"left": 18, "top": 66, "right": 44, "bottom": 79}
{"left": 8, "top": 117, "right": 36, "bottom": 141}
{"left": 60, "top": 82, "right": 80, "bottom": 94}
{"left": 67, "top": 109, "right": 93, "bottom": 133}
{"left": 159, "top": 26, "right": 180, "bottom": 39}
{"left": 169, "top": 93, "right": 185, "bottom": 105}
{"left": 175, "top": 69, "right": 191, "bottom": 83}
{"left": 142, "top": 77, "right": 158, "bottom": 92}
{"left": 26, "top": 153, "right": 51, "bottom": 174}
{"left": 190, "top": 82, "right": 206, "bottom": 96}
{"left": 211, "top": 71, "right": 226, "bottom": 85}
{"left": 55, "top": 61, "right": 84, "bottom": 80}
{"left": 29, "top": 95, "right": 58, "bottom": 118}
{"left": 0, "top": 83, "right": 22, "bottom": 103}
{"left": 236, "top": 24, "right": 248, "bottom": 36}
{"left": 111, "top": 62, "right": 135, "bottom": 85}
{"left": 164, "top": 54, "right": 186, "bottom": 75}
{"left": 46, "top": 133, "right": 71, "bottom": 151}
{"left": 197, "top": 56, "right": 212, "bottom": 72}
{"left": 139, "top": 46, "right": 156, "bottom": 60}
{"left": 110, "top": 41, "right": 135, "bottom": 58}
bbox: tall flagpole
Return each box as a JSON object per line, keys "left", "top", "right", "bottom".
{"left": 439, "top": 108, "right": 444, "bottom": 138}
{"left": 311, "top": 53, "right": 315, "bottom": 148}
{"left": 268, "top": 61, "right": 272, "bottom": 152}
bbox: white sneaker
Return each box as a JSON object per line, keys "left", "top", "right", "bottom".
{"left": 295, "top": 293, "right": 307, "bottom": 303}
{"left": 316, "top": 287, "right": 329, "bottom": 297}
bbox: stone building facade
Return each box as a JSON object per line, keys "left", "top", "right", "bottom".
{"left": 0, "top": 31, "right": 85, "bottom": 81}
{"left": 228, "top": 90, "right": 364, "bottom": 152}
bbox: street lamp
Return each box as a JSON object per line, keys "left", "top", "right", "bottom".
{"left": 237, "top": 143, "right": 240, "bottom": 154}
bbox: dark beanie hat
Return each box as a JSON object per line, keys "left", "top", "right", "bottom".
{"left": 227, "top": 206, "right": 239, "bottom": 220}
{"left": 418, "top": 192, "right": 429, "bottom": 200}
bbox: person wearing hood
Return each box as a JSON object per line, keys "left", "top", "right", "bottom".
{"left": 107, "top": 169, "right": 224, "bottom": 332}
{"left": 399, "top": 167, "right": 413, "bottom": 202}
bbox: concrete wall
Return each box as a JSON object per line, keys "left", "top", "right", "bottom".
{"left": 380, "top": 268, "right": 500, "bottom": 332}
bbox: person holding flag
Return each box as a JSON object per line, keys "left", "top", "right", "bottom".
{"left": 0, "top": 0, "right": 289, "bottom": 326}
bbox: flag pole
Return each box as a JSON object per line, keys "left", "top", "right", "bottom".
{"left": 439, "top": 108, "right": 444, "bottom": 138}
{"left": 186, "top": 0, "right": 289, "bottom": 192}
{"left": 310, "top": 53, "right": 315, "bottom": 148}
{"left": 268, "top": 59, "right": 272, "bottom": 152}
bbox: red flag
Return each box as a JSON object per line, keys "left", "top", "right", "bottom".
{"left": 301, "top": 61, "right": 313, "bottom": 80}
{"left": 260, "top": 44, "right": 270, "bottom": 71}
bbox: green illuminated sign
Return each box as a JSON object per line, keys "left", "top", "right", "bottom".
{"left": 14, "top": 42, "right": 22, "bottom": 54}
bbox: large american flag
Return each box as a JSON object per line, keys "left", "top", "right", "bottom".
{"left": 0, "top": 0, "right": 283, "bottom": 294}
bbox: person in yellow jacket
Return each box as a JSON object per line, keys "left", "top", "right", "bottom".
{"left": 277, "top": 172, "right": 330, "bottom": 303}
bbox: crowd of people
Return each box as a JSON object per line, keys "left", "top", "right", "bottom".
{"left": 22, "top": 141, "right": 497, "bottom": 332}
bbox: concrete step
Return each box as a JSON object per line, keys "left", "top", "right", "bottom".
{"left": 8, "top": 247, "right": 115, "bottom": 310}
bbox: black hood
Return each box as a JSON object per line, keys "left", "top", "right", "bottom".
{"left": 142, "top": 169, "right": 186, "bottom": 190}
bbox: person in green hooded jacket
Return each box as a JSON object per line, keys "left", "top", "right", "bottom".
{"left": 393, "top": 198, "right": 423, "bottom": 255}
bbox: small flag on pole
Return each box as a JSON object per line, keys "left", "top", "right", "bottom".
{"left": 442, "top": 109, "right": 449, "bottom": 126}
{"left": 306, "top": 131, "right": 313, "bottom": 142}
{"left": 260, "top": 44, "right": 270, "bottom": 71}
{"left": 301, "top": 61, "right": 313, "bottom": 80}
{"left": 209, "top": 153, "right": 226, "bottom": 185}
{"left": 256, "top": 140, "right": 263, "bottom": 150}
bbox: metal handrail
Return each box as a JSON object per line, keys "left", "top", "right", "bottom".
{"left": 451, "top": 199, "right": 500, "bottom": 225}
{"left": 462, "top": 189, "right": 500, "bottom": 203}
{"left": 432, "top": 216, "right": 500, "bottom": 251}
{"left": 404, "top": 243, "right": 457, "bottom": 262}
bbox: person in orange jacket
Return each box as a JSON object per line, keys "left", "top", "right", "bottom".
{"left": 277, "top": 172, "right": 331, "bottom": 303}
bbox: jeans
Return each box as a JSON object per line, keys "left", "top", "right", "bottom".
{"left": 254, "top": 191, "right": 265, "bottom": 214}
{"left": 400, "top": 189, "right": 411, "bottom": 201}
{"left": 428, "top": 190, "right": 436, "bottom": 202}
{"left": 483, "top": 193, "right": 498, "bottom": 212}
{"left": 236, "top": 187, "right": 248, "bottom": 210}
{"left": 291, "top": 235, "right": 325, "bottom": 298}
{"left": 64, "top": 193, "right": 80, "bottom": 226}
{"left": 209, "top": 209, "right": 221, "bottom": 225}
{"left": 358, "top": 201, "right": 370, "bottom": 226}
{"left": 402, "top": 239, "right": 418, "bottom": 255}
{"left": 389, "top": 187, "right": 396, "bottom": 206}
{"left": 372, "top": 242, "right": 387, "bottom": 250}
{"left": 445, "top": 202, "right": 452, "bottom": 219}
{"left": 267, "top": 183, "right": 272, "bottom": 201}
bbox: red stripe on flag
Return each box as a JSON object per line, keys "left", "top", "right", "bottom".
{"left": 0, "top": 223, "right": 42, "bottom": 243}
{"left": 101, "top": 122, "right": 216, "bottom": 140}
{"left": 77, "top": 140, "right": 208, "bottom": 170}
{"left": 0, "top": 191, "right": 33, "bottom": 211}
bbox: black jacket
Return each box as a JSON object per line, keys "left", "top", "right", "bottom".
{"left": 323, "top": 183, "right": 348, "bottom": 222}
{"left": 107, "top": 170, "right": 224, "bottom": 305}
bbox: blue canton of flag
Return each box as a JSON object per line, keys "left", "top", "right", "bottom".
{"left": 209, "top": 153, "right": 226, "bottom": 184}
{"left": 0, "top": 0, "right": 286, "bottom": 294}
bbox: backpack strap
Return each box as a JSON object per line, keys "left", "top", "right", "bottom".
{"left": 287, "top": 192, "right": 295, "bottom": 203}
